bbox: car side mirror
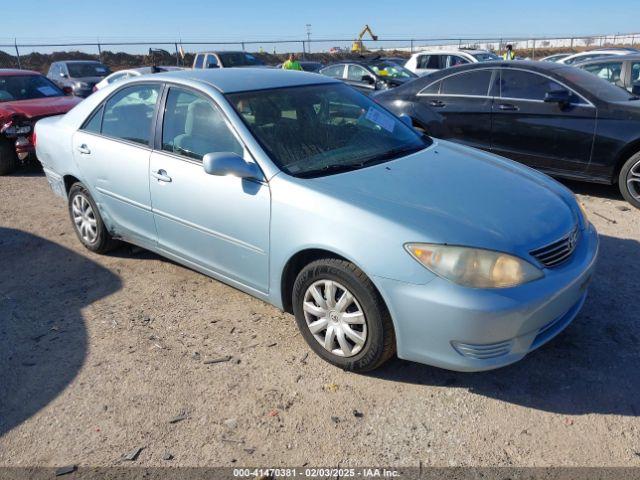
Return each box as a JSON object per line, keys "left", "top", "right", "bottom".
{"left": 361, "top": 74, "right": 376, "bottom": 85}
{"left": 544, "top": 89, "right": 571, "bottom": 105}
{"left": 398, "top": 114, "right": 413, "bottom": 128}
{"left": 632, "top": 81, "right": 640, "bottom": 96}
{"left": 203, "top": 152, "right": 262, "bottom": 180}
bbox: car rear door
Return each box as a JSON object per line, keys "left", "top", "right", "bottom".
{"left": 491, "top": 68, "right": 596, "bottom": 175}
{"left": 415, "top": 68, "right": 495, "bottom": 151}
{"left": 72, "top": 83, "right": 160, "bottom": 246}
{"left": 148, "top": 86, "right": 270, "bottom": 293}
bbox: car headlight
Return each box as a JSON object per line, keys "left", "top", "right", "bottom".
{"left": 405, "top": 243, "right": 544, "bottom": 288}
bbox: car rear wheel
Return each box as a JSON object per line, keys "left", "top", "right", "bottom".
{"left": 68, "top": 183, "right": 119, "bottom": 253}
{"left": 619, "top": 151, "right": 640, "bottom": 209}
{"left": 292, "top": 258, "right": 396, "bottom": 372}
{"left": 0, "top": 139, "right": 17, "bottom": 176}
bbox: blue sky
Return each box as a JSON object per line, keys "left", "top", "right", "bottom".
{"left": 2, "top": 0, "right": 636, "bottom": 39}
{"left": 1, "top": 0, "right": 636, "bottom": 51}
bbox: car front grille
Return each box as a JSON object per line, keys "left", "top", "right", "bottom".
{"left": 530, "top": 228, "right": 579, "bottom": 268}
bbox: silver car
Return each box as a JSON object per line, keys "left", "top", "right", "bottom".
{"left": 35, "top": 69, "right": 598, "bottom": 372}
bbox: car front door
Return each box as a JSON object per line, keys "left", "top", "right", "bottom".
{"left": 491, "top": 68, "right": 596, "bottom": 175}
{"left": 344, "top": 64, "right": 376, "bottom": 94}
{"left": 148, "top": 86, "right": 270, "bottom": 293}
{"left": 414, "top": 54, "right": 442, "bottom": 76}
{"left": 72, "top": 83, "right": 161, "bottom": 246}
{"left": 415, "top": 68, "right": 495, "bottom": 150}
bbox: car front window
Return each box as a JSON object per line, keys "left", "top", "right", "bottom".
{"left": 227, "top": 83, "right": 430, "bottom": 178}
{"left": 0, "top": 75, "right": 64, "bottom": 102}
{"left": 67, "top": 63, "right": 110, "bottom": 78}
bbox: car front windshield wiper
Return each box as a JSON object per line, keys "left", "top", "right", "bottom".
{"left": 296, "top": 143, "right": 428, "bottom": 179}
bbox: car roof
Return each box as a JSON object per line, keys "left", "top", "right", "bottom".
{"left": 59, "top": 60, "right": 105, "bottom": 64}
{"left": 195, "top": 51, "right": 245, "bottom": 55}
{"left": 411, "top": 49, "right": 492, "bottom": 56}
{"left": 145, "top": 68, "right": 337, "bottom": 93}
{"left": 428, "top": 60, "right": 567, "bottom": 73}
{"left": 0, "top": 68, "right": 40, "bottom": 76}
{"left": 576, "top": 53, "right": 640, "bottom": 64}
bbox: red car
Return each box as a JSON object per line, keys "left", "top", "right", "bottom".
{"left": 0, "top": 69, "right": 81, "bottom": 175}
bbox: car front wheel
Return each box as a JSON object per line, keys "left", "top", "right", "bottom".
{"left": 619, "top": 151, "right": 640, "bottom": 209}
{"left": 68, "top": 183, "right": 119, "bottom": 253}
{"left": 292, "top": 258, "right": 396, "bottom": 372}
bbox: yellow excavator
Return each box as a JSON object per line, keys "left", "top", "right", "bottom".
{"left": 351, "top": 24, "right": 378, "bottom": 53}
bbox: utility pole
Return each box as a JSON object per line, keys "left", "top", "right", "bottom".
{"left": 306, "top": 24, "right": 312, "bottom": 55}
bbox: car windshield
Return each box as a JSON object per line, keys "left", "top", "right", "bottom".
{"left": 0, "top": 74, "right": 64, "bottom": 102}
{"left": 558, "top": 66, "right": 637, "bottom": 101}
{"left": 67, "top": 62, "right": 110, "bottom": 78}
{"left": 218, "top": 52, "right": 265, "bottom": 67}
{"left": 369, "top": 61, "right": 417, "bottom": 79}
{"left": 472, "top": 52, "right": 501, "bottom": 62}
{"left": 227, "top": 83, "right": 430, "bottom": 178}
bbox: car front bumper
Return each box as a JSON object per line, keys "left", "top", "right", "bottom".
{"left": 374, "top": 224, "right": 599, "bottom": 372}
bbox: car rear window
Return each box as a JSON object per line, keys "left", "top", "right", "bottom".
{"left": 0, "top": 75, "right": 63, "bottom": 102}
{"left": 67, "top": 63, "right": 110, "bottom": 78}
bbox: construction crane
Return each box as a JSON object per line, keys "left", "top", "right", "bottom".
{"left": 351, "top": 24, "right": 378, "bottom": 53}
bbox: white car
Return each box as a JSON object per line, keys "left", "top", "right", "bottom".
{"left": 404, "top": 49, "right": 500, "bottom": 76}
{"left": 556, "top": 49, "right": 639, "bottom": 66}
{"left": 539, "top": 53, "right": 572, "bottom": 62}
{"left": 93, "top": 66, "right": 183, "bottom": 92}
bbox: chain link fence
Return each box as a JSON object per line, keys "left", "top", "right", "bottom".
{"left": 1, "top": 33, "right": 639, "bottom": 71}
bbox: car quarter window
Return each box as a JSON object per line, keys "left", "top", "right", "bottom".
{"left": 500, "top": 69, "right": 572, "bottom": 101}
{"left": 82, "top": 105, "right": 104, "bottom": 134}
{"left": 100, "top": 84, "right": 160, "bottom": 145}
{"left": 321, "top": 65, "right": 345, "bottom": 78}
{"left": 347, "top": 65, "right": 369, "bottom": 81}
{"left": 194, "top": 54, "right": 204, "bottom": 69}
{"left": 161, "top": 88, "right": 243, "bottom": 161}
{"left": 418, "top": 80, "right": 441, "bottom": 95}
{"left": 440, "top": 70, "right": 493, "bottom": 96}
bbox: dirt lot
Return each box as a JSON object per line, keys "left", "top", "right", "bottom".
{"left": 0, "top": 166, "right": 639, "bottom": 468}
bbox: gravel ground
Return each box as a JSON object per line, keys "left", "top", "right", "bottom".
{"left": 0, "top": 166, "right": 638, "bottom": 468}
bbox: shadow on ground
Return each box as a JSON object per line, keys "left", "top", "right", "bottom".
{"left": 0, "top": 227, "right": 121, "bottom": 436}
{"left": 370, "top": 234, "right": 640, "bottom": 416}
{"left": 560, "top": 179, "right": 623, "bottom": 202}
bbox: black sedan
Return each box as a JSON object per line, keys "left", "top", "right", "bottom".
{"left": 319, "top": 60, "right": 417, "bottom": 95}
{"left": 375, "top": 60, "right": 640, "bottom": 208}
{"left": 577, "top": 54, "right": 640, "bottom": 94}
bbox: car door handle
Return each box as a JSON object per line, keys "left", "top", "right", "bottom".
{"left": 429, "top": 99, "right": 446, "bottom": 107}
{"left": 76, "top": 144, "right": 91, "bottom": 155}
{"left": 151, "top": 169, "right": 172, "bottom": 183}
{"left": 497, "top": 103, "right": 519, "bottom": 111}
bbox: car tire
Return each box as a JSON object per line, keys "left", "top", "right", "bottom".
{"left": 618, "top": 151, "right": 640, "bottom": 209}
{"left": 292, "top": 258, "right": 396, "bottom": 372}
{"left": 68, "top": 183, "right": 119, "bottom": 253}
{"left": 0, "top": 139, "right": 17, "bottom": 176}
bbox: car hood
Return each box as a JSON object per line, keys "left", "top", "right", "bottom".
{"left": 305, "top": 140, "right": 578, "bottom": 255}
{"left": 0, "top": 96, "right": 81, "bottom": 120}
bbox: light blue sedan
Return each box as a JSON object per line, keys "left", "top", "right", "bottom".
{"left": 35, "top": 68, "right": 599, "bottom": 372}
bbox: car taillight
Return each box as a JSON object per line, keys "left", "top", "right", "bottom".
{"left": 92, "top": 85, "right": 98, "bottom": 93}
{"left": 32, "top": 131, "right": 37, "bottom": 148}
